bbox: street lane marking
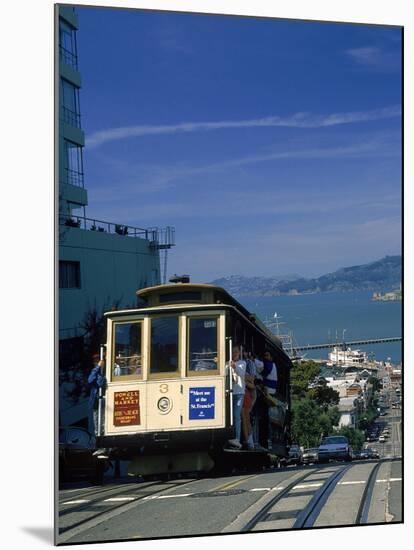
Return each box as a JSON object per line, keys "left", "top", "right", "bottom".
{"left": 250, "top": 488, "right": 271, "bottom": 492}
{"left": 104, "top": 497, "right": 136, "bottom": 502}
{"left": 62, "top": 499, "right": 91, "bottom": 505}
{"left": 376, "top": 478, "right": 402, "bottom": 483}
{"left": 292, "top": 483, "right": 323, "bottom": 490}
{"left": 209, "top": 474, "right": 258, "bottom": 493}
{"left": 157, "top": 493, "right": 193, "bottom": 499}
{"left": 339, "top": 481, "right": 366, "bottom": 485}
{"left": 143, "top": 493, "right": 193, "bottom": 500}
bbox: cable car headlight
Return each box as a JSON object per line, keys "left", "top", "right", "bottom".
{"left": 157, "top": 397, "right": 172, "bottom": 414}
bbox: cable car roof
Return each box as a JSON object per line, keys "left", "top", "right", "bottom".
{"left": 136, "top": 283, "right": 283, "bottom": 350}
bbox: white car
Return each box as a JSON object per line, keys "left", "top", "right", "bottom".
{"left": 379, "top": 435, "right": 386, "bottom": 443}
{"left": 318, "top": 436, "right": 352, "bottom": 463}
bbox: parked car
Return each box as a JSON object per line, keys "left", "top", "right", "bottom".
{"left": 59, "top": 426, "right": 111, "bottom": 484}
{"left": 378, "top": 435, "right": 386, "bottom": 443}
{"left": 358, "top": 448, "right": 376, "bottom": 460}
{"left": 302, "top": 448, "right": 319, "bottom": 465}
{"left": 318, "top": 435, "right": 352, "bottom": 463}
{"left": 287, "top": 445, "right": 303, "bottom": 465}
{"left": 356, "top": 447, "right": 380, "bottom": 460}
{"left": 367, "top": 448, "right": 380, "bottom": 459}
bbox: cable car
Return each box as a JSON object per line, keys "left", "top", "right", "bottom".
{"left": 96, "top": 282, "right": 292, "bottom": 476}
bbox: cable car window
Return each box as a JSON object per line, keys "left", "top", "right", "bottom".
{"left": 188, "top": 317, "right": 218, "bottom": 373}
{"left": 113, "top": 322, "right": 142, "bottom": 379}
{"left": 150, "top": 316, "right": 179, "bottom": 374}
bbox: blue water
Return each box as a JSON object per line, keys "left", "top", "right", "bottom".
{"left": 239, "top": 291, "right": 402, "bottom": 364}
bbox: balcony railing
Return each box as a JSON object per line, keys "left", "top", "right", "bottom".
{"left": 60, "top": 215, "right": 175, "bottom": 247}
{"left": 64, "top": 168, "right": 84, "bottom": 187}
{"left": 59, "top": 45, "right": 78, "bottom": 70}
{"left": 147, "top": 226, "right": 176, "bottom": 249}
{"left": 60, "top": 105, "right": 81, "bottom": 128}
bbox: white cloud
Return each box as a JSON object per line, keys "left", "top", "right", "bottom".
{"left": 86, "top": 105, "right": 401, "bottom": 148}
{"left": 345, "top": 47, "right": 401, "bottom": 71}
{"left": 86, "top": 135, "right": 400, "bottom": 202}
{"left": 346, "top": 47, "right": 382, "bottom": 65}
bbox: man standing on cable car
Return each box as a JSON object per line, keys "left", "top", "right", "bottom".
{"left": 258, "top": 350, "right": 278, "bottom": 449}
{"left": 87, "top": 353, "right": 107, "bottom": 442}
{"left": 228, "top": 346, "right": 246, "bottom": 449}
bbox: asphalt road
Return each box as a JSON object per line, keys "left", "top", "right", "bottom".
{"left": 58, "top": 458, "right": 402, "bottom": 544}
{"left": 57, "top": 375, "right": 403, "bottom": 544}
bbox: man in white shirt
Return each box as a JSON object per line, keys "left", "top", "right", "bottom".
{"left": 227, "top": 346, "right": 246, "bottom": 449}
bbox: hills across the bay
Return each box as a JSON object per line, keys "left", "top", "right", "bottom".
{"left": 210, "top": 255, "right": 402, "bottom": 297}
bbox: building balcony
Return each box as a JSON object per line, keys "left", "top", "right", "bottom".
{"left": 59, "top": 214, "right": 175, "bottom": 247}
{"left": 59, "top": 45, "right": 78, "bottom": 70}
{"left": 63, "top": 168, "right": 84, "bottom": 187}
{"left": 61, "top": 106, "right": 81, "bottom": 129}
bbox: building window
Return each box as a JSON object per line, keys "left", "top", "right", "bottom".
{"left": 60, "top": 79, "right": 81, "bottom": 128}
{"left": 63, "top": 139, "right": 84, "bottom": 187}
{"left": 59, "top": 261, "right": 81, "bottom": 289}
{"left": 59, "top": 19, "right": 78, "bottom": 69}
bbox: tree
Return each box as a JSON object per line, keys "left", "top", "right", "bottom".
{"left": 308, "top": 378, "right": 340, "bottom": 410}
{"left": 59, "top": 299, "right": 121, "bottom": 406}
{"left": 289, "top": 361, "right": 341, "bottom": 447}
{"left": 337, "top": 426, "right": 365, "bottom": 451}
{"left": 290, "top": 399, "right": 340, "bottom": 448}
{"left": 357, "top": 404, "right": 378, "bottom": 431}
{"left": 291, "top": 360, "right": 321, "bottom": 399}
{"left": 368, "top": 376, "right": 382, "bottom": 392}
{"left": 291, "top": 399, "right": 322, "bottom": 448}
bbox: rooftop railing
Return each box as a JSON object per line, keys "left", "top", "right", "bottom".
{"left": 60, "top": 215, "right": 175, "bottom": 247}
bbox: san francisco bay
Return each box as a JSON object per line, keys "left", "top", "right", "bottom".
{"left": 239, "top": 290, "right": 402, "bottom": 364}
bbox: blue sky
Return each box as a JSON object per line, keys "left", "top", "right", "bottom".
{"left": 75, "top": 7, "right": 402, "bottom": 281}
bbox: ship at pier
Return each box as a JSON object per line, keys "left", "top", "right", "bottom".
{"left": 326, "top": 346, "right": 371, "bottom": 368}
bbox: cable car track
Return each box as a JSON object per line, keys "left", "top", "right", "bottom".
{"left": 59, "top": 479, "right": 175, "bottom": 516}
{"left": 355, "top": 461, "right": 382, "bottom": 524}
{"left": 235, "top": 461, "right": 386, "bottom": 533}
{"left": 58, "top": 477, "right": 200, "bottom": 542}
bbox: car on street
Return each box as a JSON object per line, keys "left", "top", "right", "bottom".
{"left": 287, "top": 444, "right": 303, "bottom": 465}
{"left": 59, "top": 426, "right": 111, "bottom": 484}
{"left": 301, "top": 447, "right": 319, "bottom": 465}
{"left": 378, "top": 435, "right": 386, "bottom": 443}
{"left": 318, "top": 435, "right": 352, "bottom": 463}
{"left": 358, "top": 447, "right": 380, "bottom": 460}
{"left": 368, "top": 448, "right": 380, "bottom": 459}
{"left": 366, "top": 432, "right": 379, "bottom": 442}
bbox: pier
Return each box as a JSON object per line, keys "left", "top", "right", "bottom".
{"left": 294, "top": 336, "right": 402, "bottom": 352}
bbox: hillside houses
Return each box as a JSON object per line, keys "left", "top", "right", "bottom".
{"left": 324, "top": 371, "right": 375, "bottom": 428}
